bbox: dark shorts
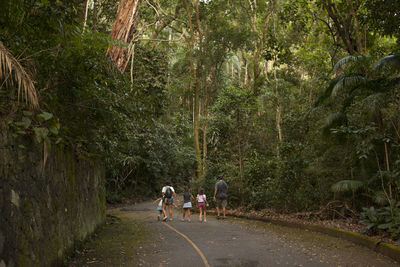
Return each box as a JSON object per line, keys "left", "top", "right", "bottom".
{"left": 163, "top": 197, "right": 173, "bottom": 205}
{"left": 216, "top": 198, "right": 227, "bottom": 209}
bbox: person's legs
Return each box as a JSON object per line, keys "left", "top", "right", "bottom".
{"left": 158, "top": 210, "right": 162, "bottom": 221}
{"left": 161, "top": 202, "right": 168, "bottom": 221}
{"left": 203, "top": 207, "right": 207, "bottom": 222}
{"left": 182, "top": 208, "right": 186, "bottom": 220}
{"left": 199, "top": 207, "right": 203, "bottom": 221}
{"left": 216, "top": 199, "right": 221, "bottom": 218}
{"left": 162, "top": 202, "right": 167, "bottom": 217}
{"left": 222, "top": 199, "right": 227, "bottom": 218}
{"left": 168, "top": 204, "right": 173, "bottom": 220}
{"left": 188, "top": 209, "right": 191, "bottom": 221}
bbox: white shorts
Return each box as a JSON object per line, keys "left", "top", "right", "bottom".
{"left": 183, "top": 202, "right": 192, "bottom": 209}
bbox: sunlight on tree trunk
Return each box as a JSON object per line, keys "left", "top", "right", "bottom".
{"left": 106, "top": 0, "right": 140, "bottom": 71}
{"left": 276, "top": 103, "right": 282, "bottom": 143}
{"left": 82, "top": 0, "right": 90, "bottom": 35}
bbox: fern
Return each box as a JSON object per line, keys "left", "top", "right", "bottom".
{"left": 322, "top": 112, "right": 346, "bottom": 137}
{"left": 331, "top": 179, "right": 364, "bottom": 193}
{"left": 314, "top": 76, "right": 341, "bottom": 107}
{"left": 0, "top": 42, "right": 38, "bottom": 108}
{"left": 373, "top": 191, "right": 389, "bottom": 205}
{"left": 333, "top": 55, "right": 371, "bottom": 72}
{"left": 332, "top": 74, "right": 367, "bottom": 96}
{"left": 373, "top": 54, "right": 400, "bottom": 77}
{"left": 333, "top": 55, "right": 358, "bottom": 72}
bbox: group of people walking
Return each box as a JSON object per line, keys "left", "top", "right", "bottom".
{"left": 155, "top": 176, "right": 228, "bottom": 222}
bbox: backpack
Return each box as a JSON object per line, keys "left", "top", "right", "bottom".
{"left": 165, "top": 187, "right": 173, "bottom": 198}
{"left": 216, "top": 181, "right": 228, "bottom": 200}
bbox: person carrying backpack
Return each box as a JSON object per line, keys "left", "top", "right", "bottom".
{"left": 162, "top": 181, "right": 177, "bottom": 221}
{"left": 213, "top": 176, "right": 228, "bottom": 220}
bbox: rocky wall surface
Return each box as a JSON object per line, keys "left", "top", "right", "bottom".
{"left": 0, "top": 125, "right": 106, "bottom": 266}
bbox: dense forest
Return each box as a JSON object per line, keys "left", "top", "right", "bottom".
{"left": 1, "top": 0, "right": 399, "bottom": 241}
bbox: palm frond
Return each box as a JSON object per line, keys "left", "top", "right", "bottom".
{"left": 313, "top": 76, "right": 330, "bottom": 83}
{"left": 331, "top": 179, "right": 364, "bottom": 193}
{"left": 333, "top": 55, "right": 370, "bottom": 72}
{"left": 0, "top": 42, "right": 38, "bottom": 108}
{"left": 373, "top": 191, "right": 389, "bottom": 205}
{"left": 332, "top": 74, "right": 366, "bottom": 97}
{"left": 334, "top": 55, "right": 358, "bottom": 72}
{"left": 373, "top": 54, "right": 400, "bottom": 77}
{"left": 314, "top": 76, "right": 341, "bottom": 107}
{"left": 322, "top": 112, "right": 346, "bottom": 136}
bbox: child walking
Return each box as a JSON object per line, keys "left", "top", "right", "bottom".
{"left": 182, "top": 185, "right": 194, "bottom": 222}
{"left": 196, "top": 188, "right": 209, "bottom": 222}
{"left": 153, "top": 197, "right": 163, "bottom": 221}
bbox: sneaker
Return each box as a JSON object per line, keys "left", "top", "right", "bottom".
{"left": 222, "top": 216, "right": 227, "bottom": 220}
{"left": 162, "top": 217, "right": 168, "bottom": 221}
{"left": 216, "top": 215, "right": 220, "bottom": 220}
{"left": 188, "top": 218, "right": 191, "bottom": 222}
{"left": 169, "top": 218, "right": 173, "bottom": 221}
{"left": 181, "top": 218, "right": 185, "bottom": 222}
{"left": 204, "top": 219, "right": 207, "bottom": 222}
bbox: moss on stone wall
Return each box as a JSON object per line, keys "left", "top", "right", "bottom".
{"left": 0, "top": 124, "right": 106, "bottom": 267}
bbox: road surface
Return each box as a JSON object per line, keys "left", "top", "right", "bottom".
{"left": 68, "top": 201, "right": 399, "bottom": 267}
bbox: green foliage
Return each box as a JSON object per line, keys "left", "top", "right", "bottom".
{"left": 8, "top": 110, "right": 61, "bottom": 146}
{"left": 105, "top": 121, "right": 196, "bottom": 202}
{"left": 374, "top": 54, "right": 400, "bottom": 76}
{"left": 360, "top": 203, "right": 400, "bottom": 242}
{"left": 3, "top": 1, "right": 400, "bottom": 244}
{"left": 1, "top": 0, "right": 196, "bottom": 203}
{"left": 360, "top": 0, "right": 400, "bottom": 38}
{"left": 331, "top": 180, "right": 364, "bottom": 193}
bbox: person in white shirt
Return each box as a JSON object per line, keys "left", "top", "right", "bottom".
{"left": 196, "top": 188, "right": 209, "bottom": 222}
{"left": 161, "top": 181, "right": 177, "bottom": 221}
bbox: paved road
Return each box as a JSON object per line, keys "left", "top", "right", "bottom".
{"left": 69, "top": 201, "right": 399, "bottom": 267}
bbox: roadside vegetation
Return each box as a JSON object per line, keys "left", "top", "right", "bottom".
{"left": 1, "top": 0, "right": 399, "bottom": 243}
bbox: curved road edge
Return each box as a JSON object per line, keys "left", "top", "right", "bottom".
{"left": 206, "top": 211, "right": 400, "bottom": 263}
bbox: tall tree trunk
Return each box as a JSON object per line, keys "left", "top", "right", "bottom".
{"left": 202, "top": 122, "right": 208, "bottom": 174}
{"left": 274, "top": 68, "right": 282, "bottom": 156}
{"left": 276, "top": 103, "right": 282, "bottom": 139}
{"left": 82, "top": 0, "right": 90, "bottom": 34}
{"left": 201, "top": 79, "right": 213, "bottom": 176}
{"left": 238, "top": 61, "right": 241, "bottom": 85}
{"left": 248, "top": 0, "right": 274, "bottom": 94}
{"left": 244, "top": 57, "right": 248, "bottom": 86}
{"left": 194, "top": 63, "right": 202, "bottom": 178}
{"left": 106, "top": 0, "right": 141, "bottom": 71}
{"left": 92, "top": 0, "right": 98, "bottom": 32}
{"left": 347, "top": 0, "right": 363, "bottom": 53}
{"left": 241, "top": 50, "right": 249, "bottom": 87}
{"left": 184, "top": 0, "right": 203, "bottom": 178}
{"left": 322, "top": 0, "right": 363, "bottom": 54}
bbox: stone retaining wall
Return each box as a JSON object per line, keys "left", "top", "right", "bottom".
{"left": 0, "top": 125, "right": 105, "bottom": 266}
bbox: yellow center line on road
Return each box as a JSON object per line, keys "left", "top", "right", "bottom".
{"left": 163, "top": 223, "right": 210, "bottom": 267}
